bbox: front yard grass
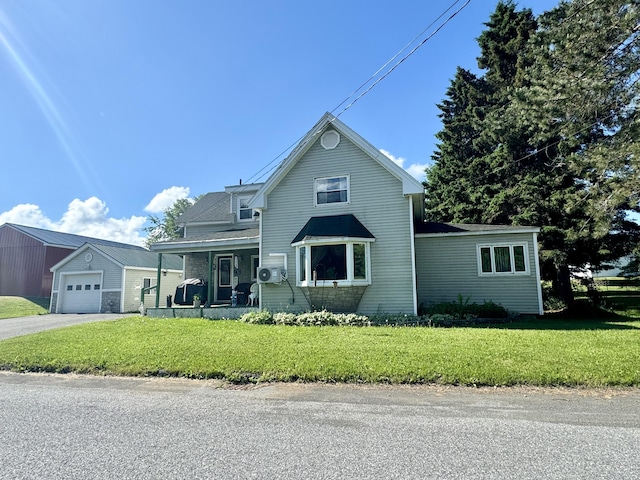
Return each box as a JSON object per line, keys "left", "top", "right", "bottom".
{"left": 0, "top": 314, "right": 638, "bottom": 386}
{"left": 0, "top": 296, "right": 49, "bottom": 319}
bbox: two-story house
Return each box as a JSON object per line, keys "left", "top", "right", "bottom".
{"left": 151, "top": 113, "right": 543, "bottom": 315}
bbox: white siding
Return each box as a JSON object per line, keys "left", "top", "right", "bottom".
{"left": 415, "top": 232, "right": 542, "bottom": 314}
{"left": 260, "top": 132, "right": 415, "bottom": 314}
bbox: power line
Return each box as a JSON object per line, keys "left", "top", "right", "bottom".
{"left": 330, "top": 0, "right": 468, "bottom": 116}
{"left": 169, "top": 1, "right": 472, "bottom": 232}
{"left": 334, "top": 0, "right": 472, "bottom": 118}
{"left": 247, "top": 0, "right": 471, "bottom": 184}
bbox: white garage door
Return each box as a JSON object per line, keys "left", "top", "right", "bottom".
{"left": 60, "top": 273, "right": 102, "bottom": 313}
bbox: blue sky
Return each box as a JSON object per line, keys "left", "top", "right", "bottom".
{"left": 0, "top": 0, "right": 560, "bottom": 245}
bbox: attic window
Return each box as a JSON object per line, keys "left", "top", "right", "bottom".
{"left": 320, "top": 130, "right": 340, "bottom": 150}
{"left": 238, "top": 196, "right": 254, "bottom": 222}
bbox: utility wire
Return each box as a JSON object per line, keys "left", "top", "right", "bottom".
{"left": 334, "top": 0, "right": 472, "bottom": 118}
{"left": 247, "top": 0, "right": 471, "bottom": 184}
{"left": 330, "top": 0, "right": 467, "bottom": 116}
{"left": 171, "top": 1, "right": 471, "bottom": 232}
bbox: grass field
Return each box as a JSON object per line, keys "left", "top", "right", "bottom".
{"left": 0, "top": 296, "right": 49, "bottom": 320}
{"left": 0, "top": 289, "right": 638, "bottom": 387}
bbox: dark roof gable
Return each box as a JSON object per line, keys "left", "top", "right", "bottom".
{"left": 292, "top": 214, "right": 375, "bottom": 244}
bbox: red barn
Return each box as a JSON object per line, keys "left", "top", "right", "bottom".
{"left": 0, "top": 223, "right": 143, "bottom": 298}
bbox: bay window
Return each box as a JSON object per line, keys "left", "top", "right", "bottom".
{"left": 295, "top": 240, "right": 371, "bottom": 286}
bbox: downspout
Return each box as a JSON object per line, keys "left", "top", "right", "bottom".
{"left": 155, "top": 253, "right": 163, "bottom": 308}
{"left": 257, "top": 208, "right": 263, "bottom": 310}
{"left": 532, "top": 232, "right": 544, "bottom": 315}
{"left": 208, "top": 251, "right": 213, "bottom": 307}
{"left": 409, "top": 197, "right": 418, "bottom": 315}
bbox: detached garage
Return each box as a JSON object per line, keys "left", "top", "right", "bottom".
{"left": 59, "top": 272, "right": 103, "bottom": 313}
{"left": 50, "top": 243, "right": 183, "bottom": 314}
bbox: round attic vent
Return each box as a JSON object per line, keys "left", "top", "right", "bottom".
{"left": 320, "top": 130, "right": 340, "bottom": 150}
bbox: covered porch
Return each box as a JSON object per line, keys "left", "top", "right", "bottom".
{"left": 148, "top": 227, "right": 260, "bottom": 310}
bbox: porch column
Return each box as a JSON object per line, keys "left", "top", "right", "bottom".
{"left": 155, "top": 253, "right": 163, "bottom": 308}
{"left": 207, "top": 251, "right": 213, "bottom": 307}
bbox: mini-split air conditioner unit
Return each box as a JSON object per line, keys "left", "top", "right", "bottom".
{"left": 257, "top": 267, "right": 283, "bottom": 284}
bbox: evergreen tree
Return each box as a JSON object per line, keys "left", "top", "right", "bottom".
{"left": 425, "top": 67, "right": 492, "bottom": 222}
{"left": 425, "top": 0, "right": 640, "bottom": 304}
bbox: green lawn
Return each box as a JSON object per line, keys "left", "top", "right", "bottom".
{"left": 0, "top": 314, "right": 638, "bottom": 386}
{"left": 1, "top": 291, "right": 639, "bottom": 387}
{"left": 0, "top": 296, "right": 49, "bottom": 319}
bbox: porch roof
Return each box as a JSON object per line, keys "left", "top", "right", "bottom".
{"left": 150, "top": 227, "right": 259, "bottom": 253}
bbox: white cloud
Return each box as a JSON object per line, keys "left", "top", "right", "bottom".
{"left": 144, "top": 186, "right": 190, "bottom": 213}
{"left": 379, "top": 149, "right": 429, "bottom": 181}
{"left": 0, "top": 197, "right": 147, "bottom": 246}
{"left": 0, "top": 204, "right": 56, "bottom": 229}
{"left": 406, "top": 163, "right": 429, "bottom": 180}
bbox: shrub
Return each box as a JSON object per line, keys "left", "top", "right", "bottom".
{"left": 238, "top": 306, "right": 506, "bottom": 328}
{"left": 293, "top": 310, "right": 371, "bottom": 326}
{"left": 542, "top": 281, "right": 567, "bottom": 311}
{"left": 368, "top": 313, "right": 425, "bottom": 326}
{"left": 239, "top": 310, "right": 273, "bottom": 324}
{"left": 273, "top": 312, "right": 297, "bottom": 325}
{"left": 424, "top": 296, "right": 508, "bottom": 319}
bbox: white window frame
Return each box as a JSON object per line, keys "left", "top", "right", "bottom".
{"left": 294, "top": 238, "right": 372, "bottom": 287}
{"left": 237, "top": 195, "right": 254, "bottom": 222}
{"left": 143, "top": 277, "right": 157, "bottom": 290}
{"left": 314, "top": 175, "right": 350, "bottom": 207}
{"left": 476, "top": 243, "right": 530, "bottom": 276}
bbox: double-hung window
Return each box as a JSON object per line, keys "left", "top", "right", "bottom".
{"left": 477, "top": 243, "right": 529, "bottom": 275}
{"left": 315, "top": 175, "right": 349, "bottom": 206}
{"left": 237, "top": 196, "right": 253, "bottom": 221}
{"left": 295, "top": 240, "right": 371, "bottom": 286}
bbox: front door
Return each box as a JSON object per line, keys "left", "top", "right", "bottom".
{"left": 217, "top": 256, "right": 232, "bottom": 302}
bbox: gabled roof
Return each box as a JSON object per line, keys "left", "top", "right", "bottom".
{"left": 176, "top": 183, "right": 265, "bottom": 227}
{"left": 50, "top": 242, "right": 183, "bottom": 271}
{"left": 415, "top": 222, "right": 540, "bottom": 236}
{"left": 292, "top": 214, "right": 375, "bottom": 244}
{"left": 250, "top": 113, "right": 424, "bottom": 209}
{"left": 176, "top": 192, "right": 233, "bottom": 225}
{"left": 2, "top": 223, "right": 146, "bottom": 250}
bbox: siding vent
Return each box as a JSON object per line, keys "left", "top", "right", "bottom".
{"left": 320, "top": 130, "right": 340, "bottom": 150}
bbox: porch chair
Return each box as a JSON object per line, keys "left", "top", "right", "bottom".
{"left": 247, "top": 282, "right": 259, "bottom": 306}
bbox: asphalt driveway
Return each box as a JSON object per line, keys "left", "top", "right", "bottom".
{"left": 0, "top": 313, "right": 133, "bottom": 341}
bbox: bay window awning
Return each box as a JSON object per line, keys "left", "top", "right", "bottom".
{"left": 291, "top": 214, "right": 375, "bottom": 245}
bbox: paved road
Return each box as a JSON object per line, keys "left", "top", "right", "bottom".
{"left": 0, "top": 313, "right": 133, "bottom": 340}
{"left": 0, "top": 372, "right": 638, "bottom": 479}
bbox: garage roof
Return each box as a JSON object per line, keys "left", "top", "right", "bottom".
{"left": 90, "top": 244, "right": 183, "bottom": 269}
